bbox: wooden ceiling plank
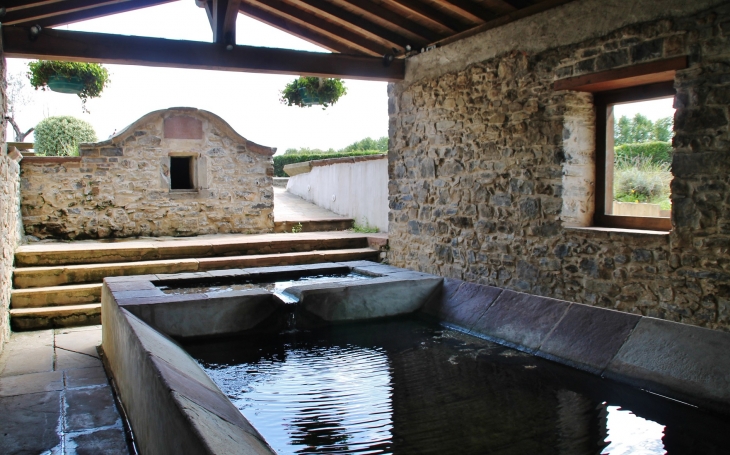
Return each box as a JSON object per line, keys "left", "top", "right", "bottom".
{"left": 4, "top": 0, "right": 64, "bottom": 13}
{"left": 439, "top": 0, "right": 499, "bottom": 23}
{"left": 335, "top": 0, "right": 440, "bottom": 43}
{"left": 2, "top": 0, "right": 125, "bottom": 26}
{"left": 238, "top": 2, "right": 361, "bottom": 53}
{"left": 2, "top": 25, "right": 405, "bottom": 81}
{"left": 13, "top": 0, "right": 178, "bottom": 28}
{"left": 478, "top": 0, "right": 518, "bottom": 15}
{"left": 245, "top": 0, "right": 388, "bottom": 56}
{"left": 288, "top": 0, "right": 413, "bottom": 51}
{"left": 384, "top": 0, "right": 469, "bottom": 32}
{"left": 433, "top": 0, "right": 575, "bottom": 46}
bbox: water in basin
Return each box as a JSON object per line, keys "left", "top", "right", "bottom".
{"left": 185, "top": 318, "right": 730, "bottom": 455}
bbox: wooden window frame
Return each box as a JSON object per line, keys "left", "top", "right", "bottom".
{"left": 555, "top": 57, "right": 688, "bottom": 231}
{"left": 593, "top": 82, "right": 675, "bottom": 231}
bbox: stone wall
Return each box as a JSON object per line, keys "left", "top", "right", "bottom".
{"left": 1, "top": 42, "right": 22, "bottom": 353}
{"left": 388, "top": 0, "right": 730, "bottom": 330}
{"left": 21, "top": 108, "right": 275, "bottom": 239}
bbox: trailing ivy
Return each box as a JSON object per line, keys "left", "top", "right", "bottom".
{"left": 28, "top": 60, "right": 110, "bottom": 111}
{"left": 280, "top": 77, "right": 347, "bottom": 109}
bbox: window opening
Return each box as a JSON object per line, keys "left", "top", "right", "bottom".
{"left": 607, "top": 97, "right": 674, "bottom": 219}
{"left": 170, "top": 156, "right": 194, "bottom": 190}
{"left": 594, "top": 81, "right": 675, "bottom": 230}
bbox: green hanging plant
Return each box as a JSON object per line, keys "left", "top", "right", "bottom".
{"left": 280, "top": 77, "right": 347, "bottom": 109}
{"left": 28, "top": 60, "right": 110, "bottom": 112}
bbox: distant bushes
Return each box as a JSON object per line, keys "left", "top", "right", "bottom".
{"left": 274, "top": 150, "right": 383, "bottom": 177}
{"left": 34, "top": 116, "right": 97, "bottom": 156}
{"left": 614, "top": 141, "right": 672, "bottom": 165}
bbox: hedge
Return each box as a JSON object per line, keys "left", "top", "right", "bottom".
{"left": 614, "top": 141, "right": 672, "bottom": 165}
{"left": 34, "top": 116, "right": 97, "bottom": 156}
{"left": 274, "top": 150, "right": 383, "bottom": 177}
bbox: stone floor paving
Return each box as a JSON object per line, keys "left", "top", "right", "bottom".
{"left": 0, "top": 326, "right": 131, "bottom": 454}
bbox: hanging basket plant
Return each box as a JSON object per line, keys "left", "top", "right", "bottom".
{"left": 28, "top": 60, "right": 110, "bottom": 112}
{"left": 280, "top": 77, "right": 347, "bottom": 109}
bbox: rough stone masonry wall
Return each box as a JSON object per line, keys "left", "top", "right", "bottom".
{"left": 0, "top": 45, "right": 22, "bottom": 353}
{"left": 20, "top": 108, "right": 275, "bottom": 239}
{"left": 388, "top": 0, "right": 730, "bottom": 331}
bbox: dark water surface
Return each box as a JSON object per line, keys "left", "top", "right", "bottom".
{"left": 184, "top": 318, "right": 730, "bottom": 455}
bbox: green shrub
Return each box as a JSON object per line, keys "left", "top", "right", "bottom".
{"left": 274, "top": 150, "right": 383, "bottom": 177}
{"left": 614, "top": 157, "right": 671, "bottom": 203}
{"left": 34, "top": 116, "right": 97, "bottom": 156}
{"left": 614, "top": 141, "right": 672, "bottom": 165}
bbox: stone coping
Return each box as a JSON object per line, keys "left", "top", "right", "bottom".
{"left": 101, "top": 261, "right": 442, "bottom": 454}
{"left": 423, "top": 278, "right": 730, "bottom": 414}
{"left": 283, "top": 154, "right": 386, "bottom": 176}
{"left": 21, "top": 156, "right": 83, "bottom": 164}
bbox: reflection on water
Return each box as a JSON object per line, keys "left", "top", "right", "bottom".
{"left": 602, "top": 406, "right": 666, "bottom": 455}
{"left": 184, "top": 318, "right": 730, "bottom": 455}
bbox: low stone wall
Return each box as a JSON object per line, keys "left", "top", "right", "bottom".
{"left": 286, "top": 155, "right": 389, "bottom": 232}
{"left": 0, "top": 150, "right": 22, "bottom": 354}
{"left": 20, "top": 108, "right": 275, "bottom": 240}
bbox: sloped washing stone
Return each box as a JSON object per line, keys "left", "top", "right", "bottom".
{"left": 291, "top": 275, "right": 442, "bottom": 322}
{"left": 123, "top": 291, "right": 279, "bottom": 338}
{"left": 537, "top": 303, "right": 640, "bottom": 375}
{"left": 604, "top": 317, "right": 730, "bottom": 413}
{"left": 421, "top": 279, "right": 503, "bottom": 331}
{"left": 473, "top": 290, "right": 571, "bottom": 352}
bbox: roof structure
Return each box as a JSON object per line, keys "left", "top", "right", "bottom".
{"left": 1, "top": 0, "right": 573, "bottom": 80}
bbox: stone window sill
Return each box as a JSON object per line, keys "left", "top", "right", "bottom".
{"left": 169, "top": 189, "right": 201, "bottom": 199}
{"left": 564, "top": 226, "right": 670, "bottom": 236}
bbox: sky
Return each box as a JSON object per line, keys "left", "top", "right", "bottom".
{"left": 5, "top": 1, "right": 389, "bottom": 154}
{"left": 613, "top": 97, "right": 675, "bottom": 122}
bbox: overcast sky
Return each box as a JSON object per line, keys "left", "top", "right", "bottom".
{"left": 6, "top": 1, "right": 389, "bottom": 153}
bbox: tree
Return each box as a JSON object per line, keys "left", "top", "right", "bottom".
{"left": 5, "top": 72, "right": 35, "bottom": 142}
{"left": 614, "top": 115, "right": 674, "bottom": 145}
{"left": 34, "top": 116, "right": 97, "bottom": 156}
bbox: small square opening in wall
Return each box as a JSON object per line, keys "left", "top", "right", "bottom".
{"left": 170, "top": 156, "right": 194, "bottom": 190}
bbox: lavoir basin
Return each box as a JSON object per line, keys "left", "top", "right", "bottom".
{"left": 101, "top": 261, "right": 730, "bottom": 454}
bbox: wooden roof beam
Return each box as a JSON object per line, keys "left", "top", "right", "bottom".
{"left": 243, "top": 0, "right": 389, "bottom": 56}
{"left": 238, "top": 2, "right": 361, "bottom": 54}
{"left": 384, "top": 0, "right": 469, "bottom": 33}
{"left": 2, "top": 25, "right": 404, "bottom": 81}
{"left": 2, "top": 0, "right": 123, "bottom": 26}
{"left": 439, "top": 0, "right": 499, "bottom": 23}
{"left": 3, "top": 0, "right": 64, "bottom": 13}
{"left": 11, "top": 0, "right": 177, "bottom": 28}
{"left": 335, "top": 0, "right": 440, "bottom": 44}
{"left": 202, "top": 0, "right": 242, "bottom": 44}
{"left": 287, "top": 0, "right": 414, "bottom": 52}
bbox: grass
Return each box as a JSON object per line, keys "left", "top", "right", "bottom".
{"left": 351, "top": 219, "right": 379, "bottom": 233}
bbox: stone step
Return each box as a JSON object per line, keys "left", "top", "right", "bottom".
{"left": 14, "top": 247, "right": 380, "bottom": 288}
{"left": 11, "top": 283, "right": 103, "bottom": 309}
{"left": 10, "top": 303, "right": 101, "bottom": 331}
{"left": 15, "top": 232, "right": 371, "bottom": 267}
{"left": 274, "top": 219, "right": 354, "bottom": 233}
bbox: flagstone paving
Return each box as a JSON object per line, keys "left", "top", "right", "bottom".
{"left": 0, "top": 326, "right": 132, "bottom": 454}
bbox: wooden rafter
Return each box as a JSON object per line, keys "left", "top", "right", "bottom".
{"left": 439, "top": 0, "right": 498, "bottom": 23}
{"left": 8, "top": 0, "right": 177, "bottom": 28}
{"left": 242, "top": 0, "right": 389, "bottom": 56}
{"left": 2, "top": 25, "right": 405, "bottom": 80}
{"left": 334, "top": 0, "right": 440, "bottom": 44}
{"left": 3, "top": 0, "right": 65, "bottom": 12}
{"left": 238, "top": 2, "right": 361, "bottom": 54}
{"left": 285, "top": 0, "right": 413, "bottom": 52}
{"left": 384, "top": 0, "right": 469, "bottom": 33}
{"left": 2, "top": 0, "right": 121, "bottom": 26}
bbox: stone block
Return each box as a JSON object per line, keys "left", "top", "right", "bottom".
{"left": 421, "top": 279, "right": 502, "bottom": 331}
{"left": 605, "top": 317, "right": 730, "bottom": 412}
{"left": 537, "top": 303, "right": 640, "bottom": 375}
{"left": 473, "top": 290, "right": 571, "bottom": 352}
